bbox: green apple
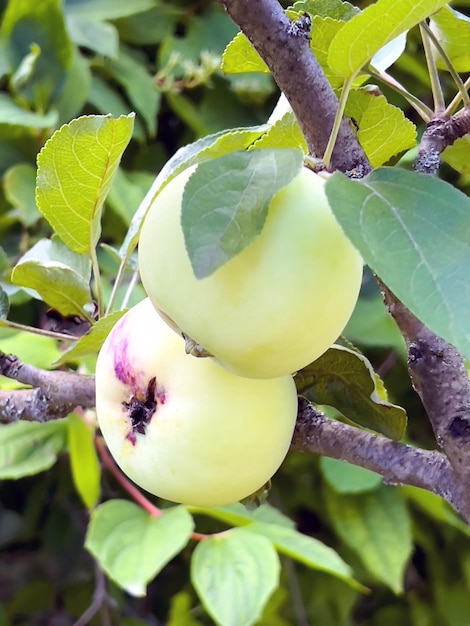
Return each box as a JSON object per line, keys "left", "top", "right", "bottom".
{"left": 95, "top": 298, "right": 298, "bottom": 507}
{"left": 138, "top": 163, "right": 363, "bottom": 379}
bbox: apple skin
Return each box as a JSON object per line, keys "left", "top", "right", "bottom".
{"left": 95, "top": 298, "right": 298, "bottom": 507}
{"left": 138, "top": 164, "right": 363, "bottom": 379}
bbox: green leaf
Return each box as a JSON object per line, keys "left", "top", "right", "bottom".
{"left": 53, "top": 309, "right": 127, "bottom": 365}
{"left": 36, "top": 114, "right": 134, "bottom": 254}
{"left": 67, "top": 413, "right": 100, "bottom": 510}
{"left": 0, "top": 330, "right": 62, "bottom": 376}
{"left": 246, "top": 522, "right": 359, "bottom": 587}
{"left": 52, "top": 45, "right": 92, "bottom": 126}
{"left": 0, "top": 419, "right": 68, "bottom": 479}
{"left": 1, "top": 0, "right": 72, "bottom": 108}
{"left": 0, "top": 93, "right": 58, "bottom": 128}
{"left": 107, "top": 168, "right": 156, "bottom": 226}
{"left": 402, "top": 486, "right": 470, "bottom": 536}
{"left": 251, "top": 112, "right": 307, "bottom": 152}
{"left": 430, "top": 6, "right": 470, "bottom": 72}
{"left": 168, "top": 592, "right": 204, "bottom": 626}
{"left": 295, "top": 344, "right": 407, "bottom": 439}
{"left": 345, "top": 88, "right": 416, "bottom": 167}
{"left": 221, "top": 32, "right": 269, "bottom": 75}
{"left": 293, "top": 0, "right": 360, "bottom": 21}
{"left": 11, "top": 237, "right": 92, "bottom": 316}
{"left": 328, "top": 0, "right": 449, "bottom": 77}
{"left": 119, "top": 125, "right": 269, "bottom": 262}
{"left": 104, "top": 47, "right": 160, "bottom": 136}
{"left": 326, "top": 168, "right": 470, "bottom": 362}
{"left": 191, "top": 528, "right": 280, "bottom": 626}
{"left": 113, "top": 5, "right": 180, "bottom": 46}
{"left": 3, "top": 163, "right": 38, "bottom": 226}
{"left": 64, "top": 0, "right": 157, "bottom": 21}
{"left": 65, "top": 16, "right": 119, "bottom": 58}
{"left": 188, "top": 502, "right": 295, "bottom": 530}
{"left": 182, "top": 149, "right": 303, "bottom": 279}
{"left": 326, "top": 485, "right": 413, "bottom": 593}
{"left": 320, "top": 457, "right": 383, "bottom": 494}
{"left": 85, "top": 501, "right": 194, "bottom": 596}
{"left": 442, "top": 136, "right": 470, "bottom": 176}
{"left": 345, "top": 294, "right": 406, "bottom": 354}
{"left": 0, "top": 287, "right": 9, "bottom": 320}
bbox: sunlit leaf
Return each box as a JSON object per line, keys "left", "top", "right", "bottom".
{"left": 36, "top": 114, "right": 134, "bottom": 254}
{"left": 328, "top": 0, "right": 449, "bottom": 77}
{"left": 221, "top": 32, "right": 269, "bottom": 75}
{"left": 345, "top": 88, "right": 416, "bottom": 167}
{"left": 430, "top": 6, "right": 470, "bottom": 72}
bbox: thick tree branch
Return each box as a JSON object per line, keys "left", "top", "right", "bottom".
{"left": 380, "top": 286, "right": 470, "bottom": 482}
{"left": 414, "top": 106, "right": 470, "bottom": 175}
{"left": 292, "top": 398, "right": 470, "bottom": 518}
{"left": 217, "top": 0, "right": 371, "bottom": 175}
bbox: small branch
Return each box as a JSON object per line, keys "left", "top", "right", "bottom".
{"left": 0, "top": 351, "right": 95, "bottom": 421}
{"left": 293, "top": 398, "right": 470, "bottom": 523}
{"left": 217, "top": 0, "right": 371, "bottom": 175}
{"left": 293, "top": 398, "right": 451, "bottom": 496}
{"left": 0, "top": 388, "right": 75, "bottom": 423}
{"left": 414, "top": 107, "right": 470, "bottom": 174}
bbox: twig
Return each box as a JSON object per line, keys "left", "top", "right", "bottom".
{"left": 414, "top": 107, "right": 470, "bottom": 174}
{"left": 0, "top": 351, "right": 95, "bottom": 422}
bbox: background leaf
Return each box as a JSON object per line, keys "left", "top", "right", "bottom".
{"left": 36, "top": 113, "right": 134, "bottom": 253}
{"left": 345, "top": 88, "right": 416, "bottom": 167}
{"left": 3, "top": 163, "right": 38, "bottom": 226}
{"left": 191, "top": 529, "right": 280, "bottom": 626}
{"left": 67, "top": 413, "right": 100, "bottom": 510}
{"left": 85, "top": 501, "right": 194, "bottom": 596}
{"left": 1, "top": 0, "right": 72, "bottom": 108}
{"left": 0, "top": 420, "right": 68, "bottom": 479}
{"left": 246, "top": 522, "right": 359, "bottom": 586}
{"left": 182, "top": 148, "right": 303, "bottom": 279}
{"left": 326, "top": 168, "right": 470, "bottom": 362}
{"left": 326, "top": 485, "right": 413, "bottom": 593}
{"left": 320, "top": 457, "right": 383, "bottom": 494}
{"left": 430, "top": 6, "right": 470, "bottom": 72}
